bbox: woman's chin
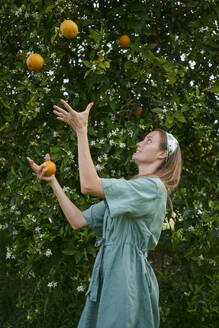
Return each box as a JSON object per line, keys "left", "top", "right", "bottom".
{"left": 132, "top": 154, "right": 138, "bottom": 163}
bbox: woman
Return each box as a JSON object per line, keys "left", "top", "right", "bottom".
{"left": 27, "top": 99, "right": 182, "bottom": 328}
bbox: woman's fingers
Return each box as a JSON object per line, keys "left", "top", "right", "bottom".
{"left": 38, "top": 166, "right": 47, "bottom": 179}
{"left": 53, "top": 105, "right": 67, "bottom": 115}
{"left": 27, "top": 157, "right": 39, "bottom": 173}
{"left": 60, "top": 99, "right": 77, "bottom": 115}
{"left": 85, "top": 102, "right": 94, "bottom": 113}
{"left": 53, "top": 100, "right": 94, "bottom": 118}
{"left": 45, "top": 153, "right": 50, "bottom": 161}
{"left": 27, "top": 156, "right": 55, "bottom": 182}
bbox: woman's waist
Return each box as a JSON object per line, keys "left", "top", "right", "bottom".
{"left": 95, "top": 237, "right": 148, "bottom": 254}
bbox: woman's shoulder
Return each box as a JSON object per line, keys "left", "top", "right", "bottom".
{"left": 130, "top": 175, "right": 167, "bottom": 197}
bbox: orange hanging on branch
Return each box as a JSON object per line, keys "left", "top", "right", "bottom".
{"left": 119, "top": 35, "right": 131, "bottom": 48}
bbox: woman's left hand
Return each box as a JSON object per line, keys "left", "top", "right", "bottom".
{"left": 53, "top": 99, "right": 94, "bottom": 132}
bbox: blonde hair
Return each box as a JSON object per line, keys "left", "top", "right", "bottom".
{"left": 130, "top": 128, "right": 182, "bottom": 213}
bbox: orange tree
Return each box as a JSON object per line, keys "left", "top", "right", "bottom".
{"left": 0, "top": 0, "right": 218, "bottom": 327}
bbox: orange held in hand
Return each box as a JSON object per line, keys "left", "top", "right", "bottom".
{"left": 41, "top": 161, "right": 56, "bottom": 177}
{"left": 119, "top": 35, "right": 131, "bottom": 48}
{"left": 26, "top": 53, "right": 44, "bottom": 71}
{"left": 60, "top": 20, "right": 79, "bottom": 39}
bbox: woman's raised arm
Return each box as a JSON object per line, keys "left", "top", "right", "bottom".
{"left": 53, "top": 99, "right": 105, "bottom": 198}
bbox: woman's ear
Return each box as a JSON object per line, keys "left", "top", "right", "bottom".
{"left": 157, "top": 150, "right": 168, "bottom": 160}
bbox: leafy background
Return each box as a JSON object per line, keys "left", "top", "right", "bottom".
{"left": 0, "top": 0, "right": 218, "bottom": 327}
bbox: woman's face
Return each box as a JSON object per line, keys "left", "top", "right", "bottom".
{"left": 132, "top": 131, "right": 163, "bottom": 165}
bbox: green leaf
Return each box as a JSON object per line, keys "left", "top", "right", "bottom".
{"left": 83, "top": 60, "right": 92, "bottom": 69}
{"left": 168, "top": 75, "right": 177, "bottom": 85}
{"left": 11, "top": 166, "right": 16, "bottom": 175}
{"left": 210, "top": 85, "right": 219, "bottom": 93}
{"left": 51, "top": 32, "right": 58, "bottom": 44}
{"left": 62, "top": 249, "right": 75, "bottom": 256}
{"left": 45, "top": 5, "right": 55, "bottom": 14}
{"left": 104, "top": 61, "right": 110, "bottom": 68}
{"left": 89, "top": 29, "right": 102, "bottom": 43}
{"left": 174, "top": 111, "right": 186, "bottom": 123}
{"left": 84, "top": 69, "right": 92, "bottom": 79}
{"left": 151, "top": 107, "right": 163, "bottom": 113}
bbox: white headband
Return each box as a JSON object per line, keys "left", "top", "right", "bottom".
{"left": 165, "top": 132, "right": 179, "bottom": 162}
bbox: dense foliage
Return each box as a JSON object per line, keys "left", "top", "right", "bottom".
{"left": 0, "top": 0, "right": 218, "bottom": 327}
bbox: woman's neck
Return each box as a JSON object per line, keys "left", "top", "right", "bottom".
{"left": 138, "top": 164, "right": 157, "bottom": 176}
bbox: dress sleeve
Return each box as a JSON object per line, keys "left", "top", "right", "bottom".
{"left": 101, "top": 177, "right": 161, "bottom": 219}
{"left": 82, "top": 200, "right": 106, "bottom": 236}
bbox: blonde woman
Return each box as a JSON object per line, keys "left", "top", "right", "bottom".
{"left": 27, "top": 99, "right": 182, "bottom": 328}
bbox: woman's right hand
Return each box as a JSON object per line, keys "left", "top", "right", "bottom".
{"left": 26, "top": 153, "right": 55, "bottom": 183}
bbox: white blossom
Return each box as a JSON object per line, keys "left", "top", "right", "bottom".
{"left": 77, "top": 285, "right": 85, "bottom": 292}
{"left": 48, "top": 282, "right": 58, "bottom": 288}
{"left": 63, "top": 186, "right": 72, "bottom": 193}
{"left": 96, "top": 164, "right": 104, "bottom": 171}
{"left": 0, "top": 223, "right": 8, "bottom": 230}
{"left": 6, "top": 248, "right": 15, "bottom": 259}
{"left": 119, "top": 142, "right": 126, "bottom": 148}
{"left": 189, "top": 60, "right": 196, "bottom": 69}
{"left": 99, "top": 138, "right": 105, "bottom": 144}
{"left": 48, "top": 217, "right": 54, "bottom": 224}
{"left": 45, "top": 249, "right": 52, "bottom": 257}
{"left": 35, "top": 226, "right": 41, "bottom": 233}
{"left": 109, "top": 139, "right": 115, "bottom": 145}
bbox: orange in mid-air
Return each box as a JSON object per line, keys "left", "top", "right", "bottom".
{"left": 119, "top": 35, "right": 131, "bottom": 48}
{"left": 41, "top": 161, "right": 56, "bottom": 177}
{"left": 26, "top": 53, "right": 44, "bottom": 71}
{"left": 60, "top": 20, "right": 79, "bottom": 39}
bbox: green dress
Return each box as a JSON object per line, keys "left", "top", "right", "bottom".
{"left": 78, "top": 176, "right": 167, "bottom": 328}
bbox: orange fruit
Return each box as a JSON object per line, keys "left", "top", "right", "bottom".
{"left": 26, "top": 53, "right": 44, "bottom": 71}
{"left": 134, "top": 107, "right": 143, "bottom": 115}
{"left": 41, "top": 161, "right": 56, "bottom": 177}
{"left": 119, "top": 35, "right": 131, "bottom": 48}
{"left": 60, "top": 20, "right": 79, "bottom": 39}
